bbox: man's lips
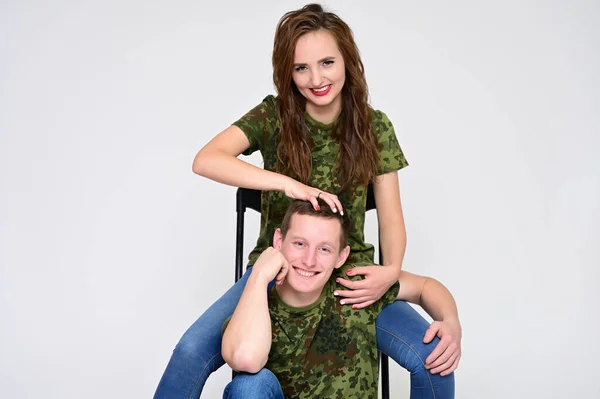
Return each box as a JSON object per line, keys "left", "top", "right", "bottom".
{"left": 293, "top": 266, "right": 320, "bottom": 278}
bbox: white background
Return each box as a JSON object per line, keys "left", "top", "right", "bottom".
{"left": 1, "top": 0, "right": 599, "bottom": 398}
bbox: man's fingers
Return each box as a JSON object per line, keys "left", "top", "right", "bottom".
{"left": 430, "top": 352, "right": 460, "bottom": 375}
{"left": 427, "top": 343, "right": 456, "bottom": 369}
{"left": 423, "top": 323, "right": 440, "bottom": 344}
{"left": 425, "top": 335, "right": 450, "bottom": 366}
{"left": 440, "top": 355, "right": 461, "bottom": 376}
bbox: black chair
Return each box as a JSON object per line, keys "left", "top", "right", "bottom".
{"left": 234, "top": 185, "right": 391, "bottom": 399}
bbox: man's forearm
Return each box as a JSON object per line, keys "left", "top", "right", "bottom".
{"left": 222, "top": 273, "right": 272, "bottom": 373}
{"left": 397, "top": 271, "right": 460, "bottom": 323}
{"left": 419, "top": 278, "right": 460, "bottom": 323}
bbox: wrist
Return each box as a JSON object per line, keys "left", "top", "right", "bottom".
{"left": 384, "top": 263, "right": 402, "bottom": 281}
{"left": 248, "top": 270, "right": 273, "bottom": 287}
{"left": 275, "top": 174, "right": 293, "bottom": 192}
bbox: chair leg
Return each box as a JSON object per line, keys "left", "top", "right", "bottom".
{"left": 381, "top": 353, "right": 390, "bottom": 399}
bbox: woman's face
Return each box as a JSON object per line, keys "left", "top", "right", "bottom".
{"left": 292, "top": 29, "right": 345, "bottom": 120}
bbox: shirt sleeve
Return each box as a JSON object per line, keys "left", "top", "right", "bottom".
{"left": 221, "top": 316, "right": 232, "bottom": 336}
{"left": 232, "top": 95, "right": 278, "bottom": 156}
{"left": 373, "top": 110, "right": 409, "bottom": 175}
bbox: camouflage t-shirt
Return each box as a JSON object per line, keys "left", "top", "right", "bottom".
{"left": 266, "top": 263, "right": 400, "bottom": 399}
{"left": 233, "top": 95, "right": 409, "bottom": 266}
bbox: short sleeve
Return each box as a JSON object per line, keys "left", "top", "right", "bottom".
{"left": 221, "top": 316, "right": 232, "bottom": 336}
{"left": 373, "top": 110, "right": 409, "bottom": 175}
{"left": 232, "top": 95, "right": 278, "bottom": 156}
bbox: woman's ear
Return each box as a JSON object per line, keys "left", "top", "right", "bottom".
{"left": 335, "top": 245, "right": 351, "bottom": 269}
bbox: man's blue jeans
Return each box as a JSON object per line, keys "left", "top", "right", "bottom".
{"left": 154, "top": 266, "right": 455, "bottom": 399}
{"left": 223, "top": 369, "right": 284, "bottom": 399}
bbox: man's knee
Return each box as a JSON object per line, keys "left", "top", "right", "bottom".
{"left": 224, "top": 369, "right": 281, "bottom": 398}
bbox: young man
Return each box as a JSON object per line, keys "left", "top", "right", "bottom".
{"left": 221, "top": 200, "right": 461, "bottom": 399}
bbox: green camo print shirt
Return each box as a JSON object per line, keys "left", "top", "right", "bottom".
{"left": 267, "top": 263, "right": 400, "bottom": 398}
{"left": 233, "top": 95, "right": 408, "bottom": 266}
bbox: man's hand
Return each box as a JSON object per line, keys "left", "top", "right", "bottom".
{"left": 423, "top": 319, "right": 462, "bottom": 376}
{"left": 252, "top": 247, "right": 290, "bottom": 286}
{"left": 334, "top": 265, "right": 399, "bottom": 309}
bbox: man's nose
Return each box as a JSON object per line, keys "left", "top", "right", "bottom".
{"left": 302, "top": 249, "right": 317, "bottom": 268}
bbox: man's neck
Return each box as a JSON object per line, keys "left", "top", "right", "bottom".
{"left": 275, "top": 283, "right": 324, "bottom": 308}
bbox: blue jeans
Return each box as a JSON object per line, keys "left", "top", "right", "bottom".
{"left": 223, "top": 369, "right": 284, "bottom": 399}
{"left": 154, "top": 267, "right": 455, "bottom": 399}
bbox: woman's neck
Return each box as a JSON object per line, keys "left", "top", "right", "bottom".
{"left": 305, "top": 97, "right": 342, "bottom": 125}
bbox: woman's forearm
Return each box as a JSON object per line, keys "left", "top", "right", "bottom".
{"left": 193, "top": 148, "right": 290, "bottom": 191}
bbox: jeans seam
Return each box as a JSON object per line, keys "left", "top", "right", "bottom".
{"left": 187, "top": 352, "right": 221, "bottom": 399}
{"left": 376, "top": 324, "right": 437, "bottom": 399}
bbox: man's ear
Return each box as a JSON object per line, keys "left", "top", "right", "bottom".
{"left": 273, "top": 228, "right": 283, "bottom": 250}
{"left": 335, "top": 245, "right": 351, "bottom": 269}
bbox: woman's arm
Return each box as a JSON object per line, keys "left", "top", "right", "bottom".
{"left": 192, "top": 125, "right": 344, "bottom": 212}
{"left": 373, "top": 170, "right": 406, "bottom": 274}
{"left": 330, "top": 171, "right": 406, "bottom": 308}
{"left": 192, "top": 125, "right": 290, "bottom": 191}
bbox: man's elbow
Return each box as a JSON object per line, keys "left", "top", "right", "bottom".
{"left": 191, "top": 149, "right": 208, "bottom": 176}
{"left": 223, "top": 347, "right": 267, "bottom": 374}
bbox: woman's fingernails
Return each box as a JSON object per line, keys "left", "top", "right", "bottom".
{"left": 340, "top": 301, "right": 345, "bottom": 305}
{"left": 340, "top": 210, "right": 344, "bottom": 216}
{"left": 315, "top": 205, "right": 320, "bottom": 210}
{"left": 347, "top": 270, "right": 353, "bottom": 275}
{"left": 332, "top": 207, "right": 337, "bottom": 213}
{"left": 333, "top": 292, "right": 339, "bottom": 296}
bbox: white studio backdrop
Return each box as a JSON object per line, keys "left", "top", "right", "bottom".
{"left": 1, "top": 0, "right": 598, "bottom": 398}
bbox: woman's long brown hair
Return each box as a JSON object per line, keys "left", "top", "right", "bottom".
{"left": 272, "top": 4, "right": 379, "bottom": 193}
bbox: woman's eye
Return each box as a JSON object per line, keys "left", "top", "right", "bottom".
{"left": 295, "top": 66, "right": 307, "bottom": 72}
{"left": 322, "top": 60, "right": 334, "bottom": 66}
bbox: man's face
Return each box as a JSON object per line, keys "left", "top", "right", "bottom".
{"left": 274, "top": 213, "right": 350, "bottom": 297}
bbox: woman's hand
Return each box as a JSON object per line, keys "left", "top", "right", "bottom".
{"left": 423, "top": 319, "right": 462, "bottom": 376}
{"left": 334, "top": 265, "right": 399, "bottom": 309}
{"left": 282, "top": 178, "right": 344, "bottom": 215}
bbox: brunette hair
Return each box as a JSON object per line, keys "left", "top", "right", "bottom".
{"left": 272, "top": 3, "right": 379, "bottom": 192}
{"left": 280, "top": 199, "right": 349, "bottom": 250}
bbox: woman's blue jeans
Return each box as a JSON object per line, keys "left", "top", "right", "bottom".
{"left": 154, "top": 266, "right": 455, "bottom": 399}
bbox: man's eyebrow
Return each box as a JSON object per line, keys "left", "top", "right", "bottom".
{"left": 288, "top": 234, "right": 336, "bottom": 247}
{"left": 293, "top": 56, "right": 336, "bottom": 67}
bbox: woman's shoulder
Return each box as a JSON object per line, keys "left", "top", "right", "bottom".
{"left": 368, "top": 107, "right": 394, "bottom": 135}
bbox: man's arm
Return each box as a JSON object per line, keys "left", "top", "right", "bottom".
{"left": 397, "top": 271, "right": 459, "bottom": 324}
{"left": 222, "top": 248, "right": 289, "bottom": 373}
{"left": 397, "top": 271, "right": 462, "bottom": 375}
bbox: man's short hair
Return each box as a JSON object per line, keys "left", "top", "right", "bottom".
{"left": 280, "top": 199, "right": 350, "bottom": 250}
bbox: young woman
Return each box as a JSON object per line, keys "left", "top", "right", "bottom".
{"left": 154, "top": 4, "right": 461, "bottom": 399}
